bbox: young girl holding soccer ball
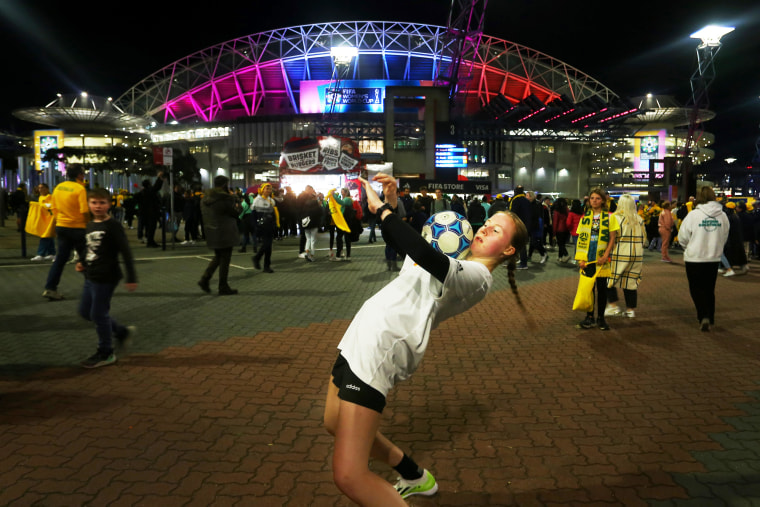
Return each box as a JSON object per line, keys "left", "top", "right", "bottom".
{"left": 323, "top": 173, "right": 528, "bottom": 506}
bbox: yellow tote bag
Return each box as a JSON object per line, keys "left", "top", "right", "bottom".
{"left": 24, "top": 202, "right": 56, "bottom": 238}
{"left": 572, "top": 261, "right": 598, "bottom": 312}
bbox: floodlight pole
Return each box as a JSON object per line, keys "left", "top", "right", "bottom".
{"left": 326, "top": 47, "right": 358, "bottom": 121}
{"left": 679, "top": 26, "right": 733, "bottom": 201}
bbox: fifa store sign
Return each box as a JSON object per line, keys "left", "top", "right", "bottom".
{"left": 151, "top": 127, "right": 231, "bottom": 143}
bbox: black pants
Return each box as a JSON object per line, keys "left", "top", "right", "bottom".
{"left": 336, "top": 230, "right": 351, "bottom": 258}
{"left": 556, "top": 231, "right": 570, "bottom": 258}
{"left": 607, "top": 287, "right": 637, "bottom": 308}
{"left": 45, "top": 226, "right": 86, "bottom": 291}
{"left": 201, "top": 247, "right": 233, "bottom": 288}
{"left": 528, "top": 232, "right": 546, "bottom": 257}
{"left": 584, "top": 263, "right": 608, "bottom": 320}
{"left": 143, "top": 213, "right": 158, "bottom": 245}
{"left": 254, "top": 234, "right": 274, "bottom": 268}
{"left": 685, "top": 261, "right": 719, "bottom": 324}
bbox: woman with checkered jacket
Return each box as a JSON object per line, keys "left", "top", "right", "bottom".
{"left": 605, "top": 194, "right": 646, "bottom": 318}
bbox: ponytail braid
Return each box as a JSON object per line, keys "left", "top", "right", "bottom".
{"left": 506, "top": 258, "right": 523, "bottom": 308}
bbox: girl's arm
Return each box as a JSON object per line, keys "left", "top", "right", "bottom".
{"left": 380, "top": 214, "right": 449, "bottom": 282}
{"left": 363, "top": 175, "right": 449, "bottom": 283}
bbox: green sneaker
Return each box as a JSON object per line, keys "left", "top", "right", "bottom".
{"left": 81, "top": 352, "right": 116, "bottom": 369}
{"left": 394, "top": 469, "right": 438, "bottom": 499}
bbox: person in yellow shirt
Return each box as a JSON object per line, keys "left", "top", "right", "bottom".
{"left": 43, "top": 165, "right": 90, "bottom": 301}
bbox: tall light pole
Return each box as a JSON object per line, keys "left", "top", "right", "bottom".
{"left": 326, "top": 46, "right": 358, "bottom": 117}
{"left": 679, "top": 25, "right": 734, "bottom": 201}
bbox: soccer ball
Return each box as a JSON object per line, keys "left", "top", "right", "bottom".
{"left": 421, "top": 211, "right": 474, "bottom": 259}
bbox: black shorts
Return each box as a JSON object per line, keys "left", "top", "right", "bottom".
{"left": 331, "top": 353, "right": 386, "bottom": 414}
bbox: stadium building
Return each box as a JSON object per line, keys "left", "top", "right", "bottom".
{"left": 8, "top": 20, "right": 717, "bottom": 199}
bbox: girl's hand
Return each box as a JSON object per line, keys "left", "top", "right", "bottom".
{"left": 75, "top": 262, "right": 85, "bottom": 272}
{"left": 372, "top": 173, "right": 398, "bottom": 209}
{"left": 358, "top": 177, "right": 384, "bottom": 214}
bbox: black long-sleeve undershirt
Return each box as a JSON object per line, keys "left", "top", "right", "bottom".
{"left": 379, "top": 212, "right": 450, "bottom": 283}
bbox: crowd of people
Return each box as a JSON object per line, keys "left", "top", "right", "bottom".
{"left": 7, "top": 171, "right": 758, "bottom": 339}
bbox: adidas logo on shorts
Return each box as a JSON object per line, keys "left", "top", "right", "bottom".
{"left": 346, "top": 384, "right": 361, "bottom": 391}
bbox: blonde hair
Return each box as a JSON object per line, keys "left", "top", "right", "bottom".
{"left": 614, "top": 194, "right": 644, "bottom": 238}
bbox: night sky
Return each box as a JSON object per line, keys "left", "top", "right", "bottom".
{"left": 1, "top": 0, "right": 758, "bottom": 165}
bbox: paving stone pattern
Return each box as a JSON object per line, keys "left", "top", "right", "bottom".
{"left": 1, "top": 222, "right": 759, "bottom": 506}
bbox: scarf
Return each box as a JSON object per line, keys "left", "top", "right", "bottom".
{"left": 575, "top": 209, "right": 613, "bottom": 276}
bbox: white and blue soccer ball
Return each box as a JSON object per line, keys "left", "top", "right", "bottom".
{"left": 421, "top": 211, "right": 474, "bottom": 259}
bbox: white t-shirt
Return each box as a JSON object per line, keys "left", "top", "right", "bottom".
{"left": 338, "top": 255, "right": 492, "bottom": 396}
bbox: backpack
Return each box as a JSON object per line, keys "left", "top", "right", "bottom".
{"left": 352, "top": 199, "right": 363, "bottom": 221}
{"left": 341, "top": 203, "right": 362, "bottom": 241}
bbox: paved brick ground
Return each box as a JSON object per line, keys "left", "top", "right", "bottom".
{"left": 1, "top": 221, "right": 759, "bottom": 506}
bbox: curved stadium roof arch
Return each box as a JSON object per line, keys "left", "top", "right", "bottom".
{"left": 115, "top": 21, "right": 618, "bottom": 124}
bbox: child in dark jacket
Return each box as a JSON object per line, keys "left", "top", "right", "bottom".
{"left": 76, "top": 187, "right": 137, "bottom": 368}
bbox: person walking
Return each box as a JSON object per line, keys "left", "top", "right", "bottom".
{"left": 658, "top": 201, "right": 674, "bottom": 262}
{"left": 198, "top": 175, "right": 241, "bottom": 295}
{"left": 181, "top": 189, "right": 200, "bottom": 245}
{"left": 509, "top": 186, "right": 531, "bottom": 269}
{"left": 136, "top": 172, "right": 166, "bottom": 248}
{"left": 75, "top": 187, "right": 137, "bottom": 368}
{"left": 736, "top": 201, "right": 756, "bottom": 260}
{"left": 526, "top": 191, "right": 547, "bottom": 264}
{"left": 552, "top": 197, "right": 570, "bottom": 262}
{"left": 299, "top": 186, "right": 323, "bottom": 262}
{"left": 323, "top": 173, "right": 528, "bottom": 506}
{"left": 251, "top": 183, "right": 279, "bottom": 273}
{"left": 30, "top": 183, "right": 56, "bottom": 261}
{"left": 43, "top": 164, "right": 90, "bottom": 301}
{"left": 238, "top": 189, "right": 255, "bottom": 253}
{"left": 605, "top": 194, "right": 645, "bottom": 318}
{"left": 574, "top": 187, "right": 619, "bottom": 331}
{"left": 677, "top": 186, "right": 729, "bottom": 331}
{"left": 566, "top": 199, "right": 583, "bottom": 264}
{"left": 331, "top": 187, "right": 355, "bottom": 261}
{"left": 722, "top": 202, "right": 749, "bottom": 275}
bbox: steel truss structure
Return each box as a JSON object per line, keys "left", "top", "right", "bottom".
{"left": 114, "top": 21, "right": 618, "bottom": 125}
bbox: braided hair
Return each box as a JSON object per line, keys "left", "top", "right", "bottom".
{"left": 494, "top": 211, "right": 529, "bottom": 307}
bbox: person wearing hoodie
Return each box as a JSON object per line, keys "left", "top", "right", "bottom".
{"left": 198, "top": 176, "right": 241, "bottom": 295}
{"left": 677, "top": 186, "right": 729, "bottom": 331}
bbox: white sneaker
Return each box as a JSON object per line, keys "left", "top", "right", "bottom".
{"left": 723, "top": 269, "right": 736, "bottom": 277}
{"left": 30, "top": 255, "right": 44, "bottom": 261}
{"left": 540, "top": 254, "right": 548, "bottom": 264}
{"left": 604, "top": 306, "right": 622, "bottom": 317}
{"left": 298, "top": 252, "right": 307, "bottom": 259}
{"left": 624, "top": 310, "right": 636, "bottom": 318}
{"left": 718, "top": 268, "right": 726, "bottom": 274}
{"left": 44, "top": 255, "right": 55, "bottom": 260}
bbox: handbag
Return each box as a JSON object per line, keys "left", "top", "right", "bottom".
{"left": 572, "top": 261, "right": 598, "bottom": 312}
{"left": 256, "top": 213, "right": 275, "bottom": 232}
{"left": 301, "top": 216, "right": 311, "bottom": 228}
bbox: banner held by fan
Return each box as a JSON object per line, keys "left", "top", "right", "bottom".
{"left": 327, "top": 189, "right": 351, "bottom": 233}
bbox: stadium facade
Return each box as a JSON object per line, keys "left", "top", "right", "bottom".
{"left": 8, "top": 21, "right": 716, "bottom": 199}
